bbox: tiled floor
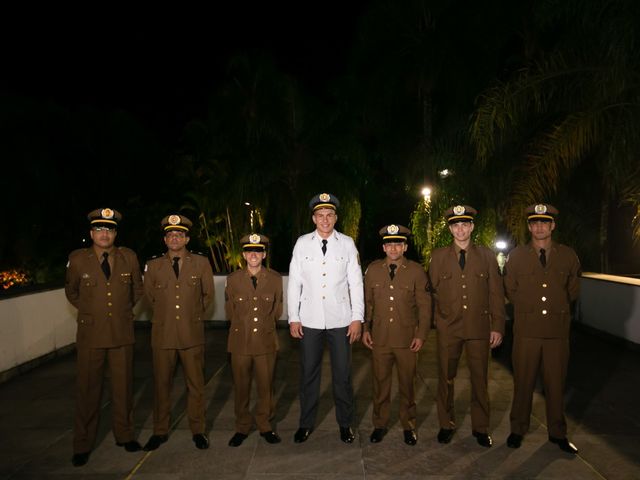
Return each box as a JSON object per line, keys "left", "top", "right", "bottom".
{"left": 1, "top": 322, "right": 638, "bottom": 479}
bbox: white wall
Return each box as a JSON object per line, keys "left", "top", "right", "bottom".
{"left": 0, "top": 289, "right": 77, "bottom": 374}
{"left": 4, "top": 272, "right": 636, "bottom": 376}
{"left": 0, "top": 276, "right": 290, "bottom": 375}
{"left": 578, "top": 273, "right": 640, "bottom": 345}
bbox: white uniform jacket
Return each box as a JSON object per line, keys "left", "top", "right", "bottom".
{"left": 288, "top": 230, "right": 364, "bottom": 329}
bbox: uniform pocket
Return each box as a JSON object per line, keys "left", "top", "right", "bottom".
{"left": 476, "top": 271, "right": 489, "bottom": 281}
{"left": 77, "top": 313, "right": 94, "bottom": 325}
{"left": 80, "top": 278, "right": 97, "bottom": 289}
{"left": 435, "top": 272, "right": 452, "bottom": 289}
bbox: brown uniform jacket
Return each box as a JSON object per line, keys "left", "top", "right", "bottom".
{"left": 144, "top": 251, "right": 215, "bottom": 349}
{"left": 364, "top": 257, "right": 430, "bottom": 347}
{"left": 65, "top": 246, "right": 143, "bottom": 348}
{"left": 428, "top": 243, "right": 505, "bottom": 339}
{"left": 504, "top": 241, "right": 580, "bottom": 338}
{"left": 225, "top": 267, "right": 283, "bottom": 355}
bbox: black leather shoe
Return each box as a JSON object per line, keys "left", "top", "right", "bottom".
{"left": 403, "top": 429, "right": 417, "bottom": 445}
{"left": 437, "top": 428, "right": 455, "bottom": 444}
{"left": 116, "top": 440, "right": 142, "bottom": 452}
{"left": 507, "top": 433, "right": 523, "bottom": 449}
{"left": 193, "top": 433, "right": 209, "bottom": 449}
{"left": 370, "top": 428, "right": 387, "bottom": 443}
{"left": 71, "top": 452, "right": 90, "bottom": 467}
{"left": 143, "top": 434, "right": 168, "bottom": 451}
{"left": 549, "top": 436, "right": 578, "bottom": 454}
{"left": 294, "top": 428, "right": 312, "bottom": 443}
{"left": 340, "top": 426, "right": 355, "bottom": 443}
{"left": 228, "top": 432, "right": 248, "bottom": 447}
{"left": 472, "top": 431, "right": 492, "bottom": 448}
{"left": 260, "top": 431, "right": 281, "bottom": 444}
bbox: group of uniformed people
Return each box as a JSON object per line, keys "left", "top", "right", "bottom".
{"left": 64, "top": 192, "right": 581, "bottom": 467}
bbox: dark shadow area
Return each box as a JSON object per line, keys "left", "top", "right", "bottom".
{"left": 494, "top": 304, "right": 640, "bottom": 468}
{"left": 2, "top": 315, "right": 640, "bottom": 478}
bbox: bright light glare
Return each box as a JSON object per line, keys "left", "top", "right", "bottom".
{"left": 421, "top": 187, "right": 432, "bottom": 198}
{"left": 439, "top": 169, "right": 451, "bottom": 178}
{"left": 495, "top": 240, "right": 507, "bottom": 250}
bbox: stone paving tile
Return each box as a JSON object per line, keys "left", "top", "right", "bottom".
{"left": 1, "top": 324, "right": 639, "bottom": 479}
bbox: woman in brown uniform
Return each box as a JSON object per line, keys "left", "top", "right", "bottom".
{"left": 225, "top": 234, "right": 283, "bottom": 447}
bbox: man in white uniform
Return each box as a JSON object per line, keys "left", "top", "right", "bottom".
{"left": 288, "top": 192, "right": 364, "bottom": 444}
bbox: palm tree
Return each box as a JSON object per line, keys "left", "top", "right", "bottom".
{"left": 175, "top": 53, "right": 369, "bottom": 271}
{"left": 470, "top": 0, "right": 640, "bottom": 271}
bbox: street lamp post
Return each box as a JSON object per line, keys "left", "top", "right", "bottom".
{"left": 422, "top": 186, "right": 433, "bottom": 246}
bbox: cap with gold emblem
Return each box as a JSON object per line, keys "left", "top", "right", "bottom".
{"left": 309, "top": 192, "right": 340, "bottom": 211}
{"left": 240, "top": 233, "right": 269, "bottom": 252}
{"left": 378, "top": 224, "right": 410, "bottom": 243}
{"left": 161, "top": 214, "right": 193, "bottom": 233}
{"left": 444, "top": 205, "right": 477, "bottom": 224}
{"left": 87, "top": 208, "right": 122, "bottom": 229}
{"left": 526, "top": 203, "right": 558, "bottom": 222}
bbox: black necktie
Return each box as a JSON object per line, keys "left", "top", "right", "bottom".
{"left": 539, "top": 248, "right": 546, "bottom": 267}
{"left": 459, "top": 249, "right": 466, "bottom": 270}
{"left": 172, "top": 257, "right": 180, "bottom": 278}
{"left": 322, "top": 239, "right": 327, "bottom": 256}
{"left": 101, "top": 252, "right": 111, "bottom": 279}
{"left": 251, "top": 275, "right": 257, "bottom": 289}
{"left": 389, "top": 263, "right": 397, "bottom": 280}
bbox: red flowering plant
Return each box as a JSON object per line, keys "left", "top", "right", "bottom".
{"left": 0, "top": 269, "right": 30, "bottom": 290}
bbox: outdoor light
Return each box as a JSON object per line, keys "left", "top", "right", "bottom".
{"left": 421, "top": 187, "right": 432, "bottom": 202}
{"left": 439, "top": 169, "right": 452, "bottom": 178}
{"left": 495, "top": 240, "right": 507, "bottom": 250}
{"left": 244, "top": 202, "right": 251, "bottom": 206}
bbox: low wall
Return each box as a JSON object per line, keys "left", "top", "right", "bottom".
{"left": 0, "top": 289, "right": 77, "bottom": 379}
{"left": 0, "top": 276, "right": 290, "bottom": 378}
{"left": 3, "top": 272, "right": 638, "bottom": 379}
{"left": 578, "top": 273, "right": 640, "bottom": 346}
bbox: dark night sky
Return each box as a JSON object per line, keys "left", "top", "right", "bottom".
{"left": 0, "top": 3, "right": 377, "bottom": 274}
{"left": 2, "top": 3, "right": 369, "bottom": 146}
{"left": 2, "top": 2, "right": 638, "bottom": 276}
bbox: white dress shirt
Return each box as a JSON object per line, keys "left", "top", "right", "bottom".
{"left": 288, "top": 230, "right": 364, "bottom": 328}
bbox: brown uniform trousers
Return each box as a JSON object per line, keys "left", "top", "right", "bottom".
{"left": 428, "top": 243, "right": 505, "bottom": 433}
{"left": 65, "top": 246, "right": 143, "bottom": 453}
{"left": 364, "top": 258, "right": 430, "bottom": 430}
{"left": 225, "top": 268, "right": 283, "bottom": 434}
{"left": 504, "top": 242, "right": 580, "bottom": 438}
{"left": 144, "top": 252, "right": 215, "bottom": 436}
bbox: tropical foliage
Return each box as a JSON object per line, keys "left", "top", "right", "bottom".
{"left": 4, "top": 0, "right": 640, "bottom": 287}
{"left": 470, "top": 0, "right": 640, "bottom": 270}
